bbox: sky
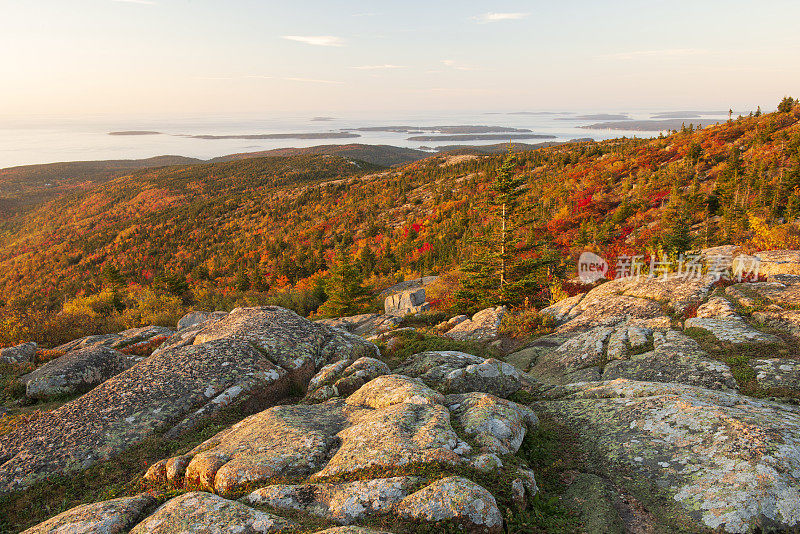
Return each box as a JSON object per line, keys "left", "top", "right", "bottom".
{"left": 1, "top": 0, "right": 799, "bottom": 116}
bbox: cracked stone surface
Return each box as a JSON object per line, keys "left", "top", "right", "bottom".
{"left": 305, "top": 357, "right": 391, "bottom": 403}
{"left": 745, "top": 280, "right": 800, "bottom": 307}
{"left": 529, "top": 326, "right": 615, "bottom": 383}
{"left": 544, "top": 275, "right": 714, "bottom": 332}
{"left": 536, "top": 378, "right": 800, "bottom": 533}
{"left": 344, "top": 374, "right": 445, "bottom": 409}
{"left": 384, "top": 288, "right": 428, "bottom": 317}
{"left": 539, "top": 293, "right": 585, "bottom": 323}
{"left": 21, "top": 494, "right": 155, "bottom": 534}
{"left": 147, "top": 375, "right": 473, "bottom": 493}
{"left": 54, "top": 326, "right": 173, "bottom": 354}
{"left": 753, "top": 307, "right": 800, "bottom": 340}
{"left": 445, "top": 306, "right": 506, "bottom": 341}
{"left": 152, "top": 311, "right": 229, "bottom": 356}
{"left": 396, "top": 351, "right": 523, "bottom": 398}
{"left": 22, "top": 346, "right": 135, "bottom": 399}
{"left": 603, "top": 330, "right": 737, "bottom": 390}
{"left": 146, "top": 400, "right": 364, "bottom": 494}
{"left": 752, "top": 358, "right": 800, "bottom": 392}
{"left": 396, "top": 476, "right": 503, "bottom": 533}
{"left": 129, "top": 492, "right": 294, "bottom": 533}
{"left": 312, "top": 400, "right": 466, "bottom": 480}
{"left": 316, "top": 313, "right": 403, "bottom": 338}
{"left": 0, "top": 342, "right": 37, "bottom": 364}
{"left": 684, "top": 316, "right": 783, "bottom": 345}
{"left": 446, "top": 393, "right": 538, "bottom": 454}
{"left": 694, "top": 296, "right": 737, "bottom": 318}
{"left": 750, "top": 250, "right": 800, "bottom": 276}
{"left": 245, "top": 476, "right": 421, "bottom": 524}
{"left": 0, "top": 306, "right": 377, "bottom": 494}
{"left": 194, "top": 307, "right": 378, "bottom": 379}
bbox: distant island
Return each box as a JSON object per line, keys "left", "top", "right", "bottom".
{"left": 183, "top": 132, "right": 361, "bottom": 140}
{"left": 650, "top": 110, "right": 727, "bottom": 119}
{"left": 408, "top": 133, "right": 557, "bottom": 141}
{"left": 347, "top": 125, "right": 532, "bottom": 134}
{"left": 506, "top": 111, "right": 571, "bottom": 115}
{"left": 108, "top": 131, "right": 163, "bottom": 136}
{"left": 581, "top": 118, "right": 720, "bottom": 131}
{"left": 311, "top": 116, "right": 335, "bottom": 121}
{"left": 557, "top": 113, "right": 630, "bottom": 121}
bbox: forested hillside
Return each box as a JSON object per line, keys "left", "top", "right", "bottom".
{"left": 1, "top": 101, "right": 799, "bottom": 347}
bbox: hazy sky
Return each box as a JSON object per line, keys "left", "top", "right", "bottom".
{"left": 2, "top": 0, "right": 799, "bottom": 116}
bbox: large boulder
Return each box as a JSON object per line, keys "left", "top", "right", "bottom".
{"left": 146, "top": 400, "right": 362, "bottom": 495}
{"left": 445, "top": 307, "right": 506, "bottom": 341}
{"left": 313, "top": 385, "right": 467, "bottom": 479}
{"left": 384, "top": 287, "right": 428, "bottom": 316}
{"left": 305, "top": 357, "right": 391, "bottom": 403}
{"left": 748, "top": 250, "right": 800, "bottom": 276}
{"left": 529, "top": 323, "right": 737, "bottom": 390}
{"left": 0, "top": 306, "right": 377, "bottom": 493}
{"left": 22, "top": 346, "right": 135, "bottom": 399}
{"left": 536, "top": 378, "right": 800, "bottom": 533}
{"left": 446, "top": 393, "right": 538, "bottom": 454}
{"left": 395, "top": 476, "right": 503, "bottom": 533}
{"left": 752, "top": 358, "right": 800, "bottom": 393}
{"left": 378, "top": 276, "right": 438, "bottom": 298}
{"left": 602, "top": 330, "right": 737, "bottom": 390}
{"left": 245, "top": 477, "right": 421, "bottom": 524}
{"left": 53, "top": 326, "right": 173, "bottom": 354}
{"left": 147, "top": 375, "right": 473, "bottom": 493}
{"left": 543, "top": 275, "right": 714, "bottom": 332}
{"left": 0, "top": 342, "right": 37, "bottom": 364}
{"left": 129, "top": 492, "right": 295, "bottom": 534}
{"left": 316, "top": 313, "right": 403, "bottom": 338}
{"left": 21, "top": 494, "right": 155, "bottom": 534}
{"left": 396, "top": 351, "right": 523, "bottom": 398}
{"left": 177, "top": 310, "right": 227, "bottom": 330}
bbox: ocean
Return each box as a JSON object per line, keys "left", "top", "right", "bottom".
{"left": 0, "top": 110, "right": 730, "bottom": 169}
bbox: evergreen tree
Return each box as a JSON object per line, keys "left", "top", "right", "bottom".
{"left": 661, "top": 185, "right": 693, "bottom": 255}
{"left": 317, "top": 248, "right": 373, "bottom": 318}
{"left": 778, "top": 96, "right": 796, "bottom": 113}
{"left": 456, "top": 150, "right": 559, "bottom": 312}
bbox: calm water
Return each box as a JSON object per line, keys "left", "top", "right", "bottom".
{"left": 0, "top": 110, "right": 729, "bottom": 168}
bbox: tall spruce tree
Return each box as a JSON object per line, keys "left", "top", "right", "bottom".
{"left": 317, "top": 247, "right": 373, "bottom": 318}
{"left": 457, "top": 150, "right": 558, "bottom": 312}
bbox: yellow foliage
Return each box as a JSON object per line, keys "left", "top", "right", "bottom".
{"left": 747, "top": 215, "right": 800, "bottom": 250}
{"left": 120, "top": 288, "right": 184, "bottom": 328}
{"left": 62, "top": 287, "right": 122, "bottom": 318}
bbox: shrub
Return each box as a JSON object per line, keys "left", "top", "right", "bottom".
{"left": 500, "top": 309, "right": 555, "bottom": 339}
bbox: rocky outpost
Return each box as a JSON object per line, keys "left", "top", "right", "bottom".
{"left": 3, "top": 250, "right": 800, "bottom": 533}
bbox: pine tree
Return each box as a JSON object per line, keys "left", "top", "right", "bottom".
{"left": 456, "top": 150, "right": 559, "bottom": 312}
{"left": 778, "top": 96, "right": 796, "bottom": 113}
{"left": 317, "top": 248, "right": 374, "bottom": 318}
{"left": 661, "top": 184, "right": 693, "bottom": 256}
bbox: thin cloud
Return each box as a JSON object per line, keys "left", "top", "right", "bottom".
{"left": 599, "top": 48, "right": 708, "bottom": 60}
{"left": 474, "top": 12, "right": 529, "bottom": 23}
{"left": 442, "top": 59, "right": 478, "bottom": 71}
{"left": 283, "top": 77, "right": 344, "bottom": 85}
{"left": 199, "top": 75, "right": 344, "bottom": 85}
{"left": 283, "top": 35, "right": 344, "bottom": 47}
{"left": 112, "top": 0, "right": 157, "bottom": 4}
{"left": 352, "top": 64, "right": 406, "bottom": 70}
